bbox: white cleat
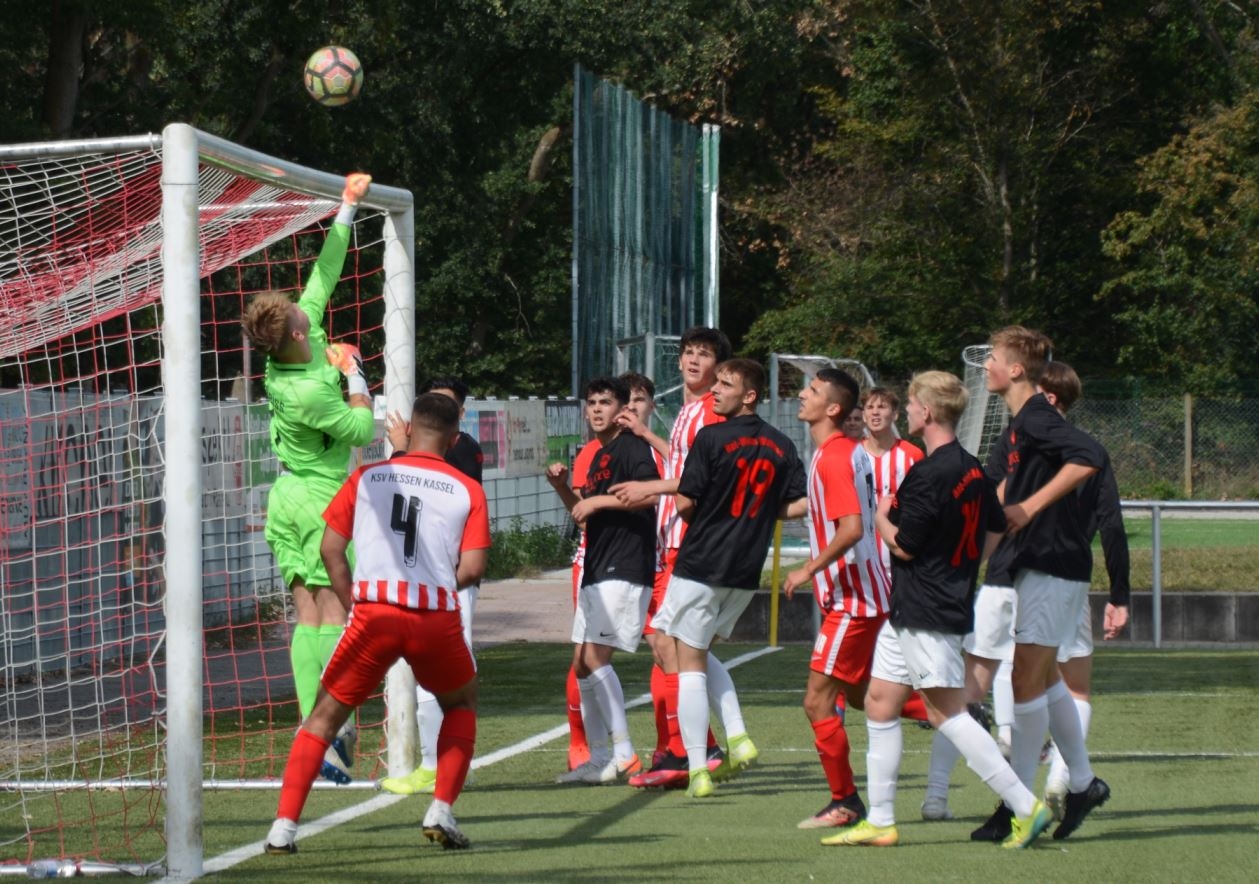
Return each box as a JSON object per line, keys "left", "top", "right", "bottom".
{"left": 921, "top": 796, "right": 954, "bottom": 821}
{"left": 264, "top": 817, "right": 298, "bottom": 855}
{"left": 422, "top": 801, "right": 470, "bottom": 850}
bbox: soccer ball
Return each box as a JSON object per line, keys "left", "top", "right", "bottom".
{"left": 304, "top": 46, "right": 363, "bottom": 107}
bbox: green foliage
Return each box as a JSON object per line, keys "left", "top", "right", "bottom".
{"left": 485, "top": 516, "right": 575, "bottom": 580}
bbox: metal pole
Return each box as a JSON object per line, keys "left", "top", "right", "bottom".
{"left": 1183, "top": 393, "right": 1193, "bottom": 498}
{"left": 381, "top": 205, "right": 419, "bottom": 777}
{"left": 160, "top": 122, "right": 204, "bottom": 881}
{"left": 1151, "top": 504, "right": 1163, "bottom": 649}
{"left": 769, "top": 521, "right": 783, "bottom": 647}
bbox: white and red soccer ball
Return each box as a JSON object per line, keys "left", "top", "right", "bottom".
{"left": 304, "top": 46, "right": 364, "bottom": 107}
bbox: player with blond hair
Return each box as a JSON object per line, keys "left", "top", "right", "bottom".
{"left": 241, "top": 172, "right": 374, "bottom": 786}
{"left": 827, "top": 370, "right": 1050, "bottom": 850}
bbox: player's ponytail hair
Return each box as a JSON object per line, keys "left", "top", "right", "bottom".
{"left": 241, "top": 292, "right": 295, "bottom": 355}
{"left": 908, "top": 370, "right": 969, "bottom": 428}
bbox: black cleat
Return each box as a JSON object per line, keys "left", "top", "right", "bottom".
{"left": 967, "top": 702, "right": 995, "bottom": 734}
{"left": 971, "top": 802, "right": 1013, "bottom": 842}
{"left": 1053, "top": 776, "right": 1110, "bottom": 840}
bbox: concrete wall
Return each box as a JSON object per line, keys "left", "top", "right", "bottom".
{"left": 730, "top": 591, "right": 1259, "bottom": 645}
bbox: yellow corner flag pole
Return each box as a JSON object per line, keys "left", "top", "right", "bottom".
{"left": 768, "top": 520, "right": 783, "bottom": 647}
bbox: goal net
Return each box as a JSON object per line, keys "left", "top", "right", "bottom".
{"left": 0, "top": 126, "right": 414, "bottom": 877}
{"left": 957, "top": 344, "right": 1009, "bottom": 463}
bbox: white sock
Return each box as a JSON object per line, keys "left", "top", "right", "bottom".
{"left": 705, "top": 652, "right": 746, "bottom": 738}
{"left": 993, "top": 659, "right": 1014, "bottom": 728}
{"left": 925, "top": 729, "right": 961, "bottom": 801}
{"left": 939, "top": 713, "right": 1034, "bottom": 818}
{"left": 578, "top": 676, "right": 611, "bottom": 765}
{"left": 588, "top": 665, "right": 634, "bottom": 764}
{"left": 415, "top": 685, "right": 442, "bottom": 770}
{"left": 1011, "top": 694, "right": 1049, "bottom": 790}
{"left": 1048, "top": 697, "right": 1093, "bottom": 791}
{"left": 864, "top": 718, "right": 902, "bottom": 828}
{"left": 1045, "top": 680, "right": 1094, "bottom": 790}
{"left": 678, "top": 671, "right": 710, "bottom": 772}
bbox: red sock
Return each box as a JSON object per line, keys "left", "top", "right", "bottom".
{"left": 276, "top": 728, "right": 328, "bottom": 822}
{"left": 664, "top": 671, "right": 685, "bottom": 756}
{"left": 902, "top": 691, "right": 929, "bottom": 722}
{"left": 811, "top": 716, "right": 855, "bottom": 800}
{"left": 434, "top": 707, "right": 476, "bottom": 804}
{"left": 706, "top": 727, "right": 718, "bottom": 751}
{"left": 566, "top": 666, "right": 587, "bottom": 749}
{"left": 650, "top": 664, "right": 669, "bottom": 754}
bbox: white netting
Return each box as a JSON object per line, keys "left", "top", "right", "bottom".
{"left": 957, "top": 344, "right": 1009, "bottom": 462}
{"left": 0, "top": 134, "right": 404, "bottom": 871}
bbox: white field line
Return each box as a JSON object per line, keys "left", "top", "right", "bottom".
{"left": 202, "top": 645, "right": 783, "bottom": 875}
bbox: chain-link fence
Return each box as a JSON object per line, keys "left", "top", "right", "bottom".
{"left": 1071, "top": 393, "right": 1259, "bottom": 500}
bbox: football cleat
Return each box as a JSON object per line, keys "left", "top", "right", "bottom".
{"left": 971, "top": 802, "right": 1014, "bottom": 842}
{"left": 967, "top": 701, "right": 995, "bottom": 734}
{"left": 555, "top": 754, "right": 640, "bottom": 785}
{"left": 379, "top": 765, "right": 437, "bottom": 796}
{"left": 628, "top": 751, "right": 688, "bottom": 789}
{"left": 820, "top": 819, "right": 899, "bottom": 847}
{"left": 712, "top": 733, "right": 758, "bottom": 782}
{"left": 1053, "top": 776, "right": 1110, "bottom": 840}
{"left": 920, "top": 795, "right": 953, "bottom": 821}
{"left": 1044, "top": 784, "right": 1067, "bottom": 821}
{"left": 686, "top": 768, "right": 714, "bottom": 798}
{"left": 320, "top": 723, "right": 356, "bottom": 786}
{"left": 706, "top": 744, "right": 725, "bottom": 773}
{"left": 798, "top": 793, "right": 866, "bottom": 830}
{"left": 422, "top": 801, "right": 470, "bottom": 850}
{"left": 1002, "top": 800, "right": 1053, "bottom": 850}
{"left": 263, "top": 818, "right": 298, "bottom": 855}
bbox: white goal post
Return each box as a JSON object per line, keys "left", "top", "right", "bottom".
{"left": 0, "top": 124, "right": 415, "bottom": 879}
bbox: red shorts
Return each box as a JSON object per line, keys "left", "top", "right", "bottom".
{"left": 322, "top": 602, "right": 476, "bottom": 706}
{"left": 642, "top": 548, "right": 677, "bottom": 636}
{"left": 810, "top": 610, "right": 887, "bottom": 685}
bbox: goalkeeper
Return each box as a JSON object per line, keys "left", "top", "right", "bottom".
{"left": 241, "top": 172, "right": 375, "bottom": 785}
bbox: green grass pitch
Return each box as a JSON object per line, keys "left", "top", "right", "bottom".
{"left": 207, "top": 644, "right": 1259, "bottom": 881}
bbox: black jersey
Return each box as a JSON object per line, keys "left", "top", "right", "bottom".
{"left": 994, "top": 394, "right": 1106, "bottom": 582}
{"left": 889, "top": 440, "right": 1007, "bottom": 634}
{"left": 580, "top": 431, "right": 660, "bottom": 588}
{"left": 1081, "top": 449, "right": 1130, "bottom": 607}
{"left": 446, "top": 431, "right": 484, "bottom": 484}
{"left": 673, "top": 414, "right": 807, "bottom": 590}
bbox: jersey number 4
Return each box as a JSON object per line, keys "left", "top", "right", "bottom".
{"left": 391, "top": 494, "right": 422, "bottom": 567}
{"left": 730, "top": 456, "right": 776, "bottom": 519}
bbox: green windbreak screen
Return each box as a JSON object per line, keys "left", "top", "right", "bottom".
{"left": 571, "top": 64, "right": 718, "bottom": 398}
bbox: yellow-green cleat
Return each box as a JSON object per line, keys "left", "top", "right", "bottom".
{"left": 820, "top": 819, "right": 899, "bottom": 847}
{"left": 1001, "top": 800, "right": 1053, "bottom": 850}
{"left": 687, "top": 768, "right": 714, "bottom": 798}
{"left": 378, "top": 765, "right": 437, "bottom": 796}
{"left": 712, "top": 733, "right": 758, "bottom": 782}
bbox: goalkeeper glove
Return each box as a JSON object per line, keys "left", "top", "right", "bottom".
{"left": 326, "top": 343, "right": 369, "bottom": 397}
{"left": 336, "top": 173, "right": 372, "bottom": 225}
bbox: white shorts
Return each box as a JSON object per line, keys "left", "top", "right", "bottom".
{"left": 653, "top": 576, "right": 754, "bottom": 650}
{"left": 458, "top": 585, "right": 477, "bottom": 644}
{"left": 571, "top": 579, "right": 650, "bottom": 653}
{"left": 1057, "top": 595, "right": 1094, "bottom": 663}
{"left": 871, "top": 620, "right": 965, "bottom": 690}
{"left": 963, "top": 584, "right": 1016, "bottom": 662}
{"left": 1013, "top": 569, "right": 1090, "bottom": 648}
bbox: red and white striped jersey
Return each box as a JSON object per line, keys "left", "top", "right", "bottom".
{"left": 807, "top": 432, "right": 891, "bottom": 616}
{"left": 658, "top": 392, "right": 723, "bottom": 550}
{"left": 862, "top": 438, "right": 924, "bottom": 579}
{"left": 323, "top": 451, "right": 491, "bottom": 611}
{"left": 569, "top": 439, "right": 602, "bottom": 570}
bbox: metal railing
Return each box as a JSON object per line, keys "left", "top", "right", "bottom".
{"left": 1121, "top": 500, "right": 1258, "bottom": 647}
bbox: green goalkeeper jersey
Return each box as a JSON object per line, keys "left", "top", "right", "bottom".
{"left": 263, "top": 221, "right": 376, "bottom": 482}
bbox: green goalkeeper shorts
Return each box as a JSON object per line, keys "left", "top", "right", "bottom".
{"left": 265, "top": 471, "right": 347, "bottom": 590}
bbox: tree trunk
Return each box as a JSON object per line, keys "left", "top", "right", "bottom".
{"left": 44, "top": 1, "right": 91, "bottom": 138}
